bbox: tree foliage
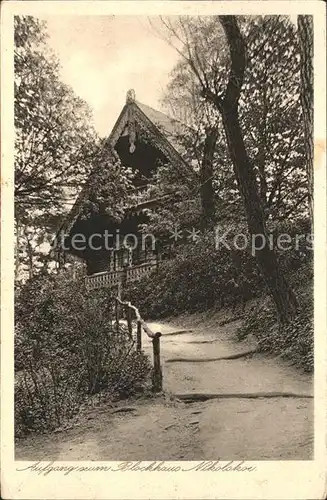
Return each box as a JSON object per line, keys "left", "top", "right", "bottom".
{"left": 80, "top": 144, "right": 135, "bottom": 223}
{"left": 14, "top": 16, "right": 98, "bottom": 216}
{"left": 240, "top": 16, "right": 306, "bottom": 222}
{"left": 160, "top": 16, "right": 308, "bottom": 225}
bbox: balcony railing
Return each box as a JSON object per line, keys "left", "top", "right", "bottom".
{"left": 85, "top": 261, "right": 158, "bottom": 290}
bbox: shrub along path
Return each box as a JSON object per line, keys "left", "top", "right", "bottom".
{"left": 16, "top": 312, "right": 313, "bottom": 461}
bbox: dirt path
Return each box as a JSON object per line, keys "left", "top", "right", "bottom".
{"left": 16, "top": 316, "right": 313, "bottom": 461}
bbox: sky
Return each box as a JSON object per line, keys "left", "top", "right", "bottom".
{"left": 39, "top": 15, "right": 180, "bottom": 137}
{"left": 38, "top": 15, "right": 298, "bottom": 139}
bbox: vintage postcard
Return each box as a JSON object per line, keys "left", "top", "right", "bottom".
{"left": 1, "top": 1, "right": 326, "bottom": 499}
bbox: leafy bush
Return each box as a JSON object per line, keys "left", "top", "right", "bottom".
{"left": 124, "top": 219, "right": 312, "bottom": 321}
{"left": 15, "top": 274, "right": 151, "bottom": 437}
{"left": 124, "top": 230, "right": 264, "bottom": 318}
{"left": 15, "top": 367, "right": 85, "bottom": 437}
{"left": 237, "top": 279, "right": 313, "bottom": 372}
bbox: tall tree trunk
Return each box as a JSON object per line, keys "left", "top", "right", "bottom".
{"left": 200, "top": 126, "right": 218, "bottom": 230}
{"left": 202, "top": 16, "right": 298, "bottom": 323}
{"left": 222, "top": 109, "right": 298, "bottom": 323}
{"left": 297, "top": 15, "right": 314, "bottom": 227}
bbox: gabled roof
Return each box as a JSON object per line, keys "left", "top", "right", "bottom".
{"left": 106, "top": 93, "right": 193, "bottom": 170}
{"left": 54, "top": 90, "right": 196, "bottom": 247}
{"left": 135, "top": 101, "right": 190, "bottom": 156}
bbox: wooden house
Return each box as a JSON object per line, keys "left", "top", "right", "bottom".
{"left": 53, "top": 90, "right": 194, "bottom": 290}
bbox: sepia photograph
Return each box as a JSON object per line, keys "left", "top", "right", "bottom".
{"left": 1, "top": 2, "right": 326, "bottom": 499}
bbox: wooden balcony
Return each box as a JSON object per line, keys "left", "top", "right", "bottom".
{"left": 84, "top": 261, "right": 158, "bottom": 290}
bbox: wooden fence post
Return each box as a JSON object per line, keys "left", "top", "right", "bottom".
{"left": 115, "top": 298, "right": 120, "bottom": 334}
{"left": 126, "top": 305, "right": 133, "bottom": 340}
{"left": 115, "top": 296, "right": 163, "bottom": 390}
{"left": 152, "top": 332, "right": 162, "bottom": 392}
{"left": 116, "top": 277, "right": 123, "bottom": 334}
{"left": 136, "top": 320, "right": 142, "bottom": 352}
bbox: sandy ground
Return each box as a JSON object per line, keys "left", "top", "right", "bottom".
{"left": 16, "top": 312, "right": 313, "bottom": 461}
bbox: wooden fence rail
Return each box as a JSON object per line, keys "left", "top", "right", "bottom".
{"left": 115, "top": 297, "right": 163, "bottom": 393}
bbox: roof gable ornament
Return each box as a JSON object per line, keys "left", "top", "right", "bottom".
{"left": 126, "top": 89, "right": 136, "bottom": 153}
{"left": 126, "top": 88, "right": 136, "bottom": 104}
